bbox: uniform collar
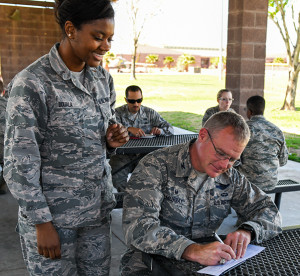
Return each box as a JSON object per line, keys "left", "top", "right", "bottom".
{"left": 123, "top": 104, "right": 145, "bottom": 119}
{"left": 175, "top": 139, "right": 233, "bottom": 191}
{"left": 250, "top": 115, "right": 265, "bottom": 121}
{"left": 175, "top": 139, "right": 196, "bottom": 178}
{"left": 49, "top": 43, "right": 106, "bottom": 84}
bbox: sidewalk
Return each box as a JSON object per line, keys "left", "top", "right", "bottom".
{"left": 1, "top": 128, "right": 299, "bottom": 275}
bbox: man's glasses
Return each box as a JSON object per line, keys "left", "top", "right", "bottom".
{"left": 126, "top": 98, "right": 143, "bottom": 104}
{"left": 219, "top": 98, "right": 234, "bottom": 102}
{"left": 206, "top": 129, "right": 240, "bottom": 166}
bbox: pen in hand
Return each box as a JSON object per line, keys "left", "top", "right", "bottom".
{"left": 214, "top": 232, "right": 227, "bottom": 265}
{"left": 214, "top": 232, "right": 236, "bottom": 262}
{"left": 214, "top": 232, "right": 224, "bottom": 244}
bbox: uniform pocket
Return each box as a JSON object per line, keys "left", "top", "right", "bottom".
{"left": 48, "top": 108, "right": 83, "bottom": 167}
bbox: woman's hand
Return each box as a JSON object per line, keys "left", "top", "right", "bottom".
{"left": 106, "top": 123, "right": 129, "bottom": 148}
{"left": 35, "top": 222, "right": 61, "bottom": 260}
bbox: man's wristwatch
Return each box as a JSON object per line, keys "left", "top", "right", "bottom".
{"left": 238, "top": 224, "right": 255, "bottom": 241}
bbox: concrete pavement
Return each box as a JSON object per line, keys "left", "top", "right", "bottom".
{"left": 1, "top": 127, "right": 299, "bottom": 275}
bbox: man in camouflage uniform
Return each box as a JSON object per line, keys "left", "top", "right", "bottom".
{"left": 237, "top": 95, "right": 288, "bottom": 191}
{"left": 109, "top": 85, "right": 174, "bottom": 192}
{"left": 202, "top": 89, "right": 235, "bottom": 126}
{"left": 120, "top": 112, "right": 281, "bottom": 275}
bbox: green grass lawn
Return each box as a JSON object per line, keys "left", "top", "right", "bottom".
{"left": 112, "top": 72, "right": 300, "bottom": 161}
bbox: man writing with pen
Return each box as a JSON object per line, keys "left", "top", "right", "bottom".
{"left": 120, "top": 111, "right": 281, "bottom": 276}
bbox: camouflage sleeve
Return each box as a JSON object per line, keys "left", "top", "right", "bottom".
{"left": 115, "top": 107, "right": 123, "bottom": 125}
{"left": 278, "top": 139, "right": 288, "bottom": 167}
{"left": 3, "top": 71, "right": 52, "bottom": 225}
{"left": 202, "top": 108, "right": 214, "bottom": 126}
{"left": 122, "top": 154, "right": 194, "bottom": 260}
{"left": 102, "top": 69, "right": 118, "bottom": 154}
{"left": 149, "top": 109, "right": 174, "bottom": 136}
{"left": 0, "top": 96, "right": 8, "bottom": 164}
{"left": 108, "top": 72, "right": 116, "bottom": 119}
{"left": 231, "top": 170, "right": 282, "bottom": 243}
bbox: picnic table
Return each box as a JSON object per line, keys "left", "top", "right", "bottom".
{"left": 142, "top": 226, "right": 300, "bottom": 275}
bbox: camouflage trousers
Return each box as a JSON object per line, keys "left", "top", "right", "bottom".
{"left": 109, "top": 154, "right": 144, "bottom": 192}
{"left": 120, "top": 248, "right": 151, "bottom": 276}
{"left": 19, "top": 221, "right": 111, "bottom": 276}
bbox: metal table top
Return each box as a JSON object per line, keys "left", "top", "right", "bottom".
{"left": 144, "top": 228, "right": 300, "bottom": 276}
{"left": 116, "top": 134, "right": 198, "bottom": 155}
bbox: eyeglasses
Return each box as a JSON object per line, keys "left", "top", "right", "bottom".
{"left": 219, "top": 98, "right": 234, "bottom": 102}
{"left": 206, "top": 129, "right": 240, "bottom": 166}
{"left": 126, "top": 98, "right": 143, "bottom": 104}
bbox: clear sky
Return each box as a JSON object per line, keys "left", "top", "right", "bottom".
{"left": 111, "top": 0, "right": 297, "bottom": 57}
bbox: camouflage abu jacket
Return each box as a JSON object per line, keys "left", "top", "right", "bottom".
{"left": 202, "top": 105, "right": 235, "bottom": 126}
{"left": 122, "top": 139, "right": 282, "bottom": 261}
{"left": 115, "top": 104, "right": 174, "bottom": 136}
{"left": 237, "top": 115, "right": 289, "bottom": 191}
{"left": 4, "top": 44, "right": 116, "bottom": 229}
{"left": 0, "top": 96, "right": 7, "bottom": 164}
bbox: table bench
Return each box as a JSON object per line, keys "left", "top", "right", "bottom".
{"left": 265, "top": 179, "right": 300, "bottom": 210}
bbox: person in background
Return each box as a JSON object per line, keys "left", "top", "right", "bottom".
{"left": 237, "top": 95, "right": 288, "bottom": 191}
{"left": 202, "top": 89, "right": 235, "bottom": 126}
{"left": 109, "top": 85, "right": 174, "bottom": 192}
{"left": 3, "top": 0, "right": 128, "bottom": 275}
{"left": 0, "top": 76, "right": 7, "bottom": 194}
{"left": 120, "top": 112, "right": 281, "bottom": 275}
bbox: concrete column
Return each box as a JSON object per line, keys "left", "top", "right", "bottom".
{"left": 226, "top": 0, "right": 268, "bottom": 116}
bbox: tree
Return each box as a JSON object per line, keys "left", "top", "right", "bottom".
{"left": 268, "top": 0, "right": 300, "bottom": 110}
{"left": 146, "top": 54, "right": 159, "bottom": 64}
{"left": 163, "top": 56, "right": 175, "bottom": 69}
{"left": 103, "top": 51, "right": 116, "bottom": 71}
{"left": 177, "top": 54, "right": 196, "bottom": 72}
{"left": 209, "top": 57, "right": 226, "bottom": 69}
{"left": 124, "top": 0, "right": 161, "bottom": 80}
{"left": 273, "top": 57, "right": 285, "bottom": 63}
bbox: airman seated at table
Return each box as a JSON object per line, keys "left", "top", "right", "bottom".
{"left": 237, "top": 95, "right": 288, "bottom": 191}
{"left": 109, "top": 85, "right": 174, "bottom": 192}
{"left": 120, "top": 111, "right": 282, "bottom": 276}
{"left": 202, "top": 89, "right": 235, "bottom": 126}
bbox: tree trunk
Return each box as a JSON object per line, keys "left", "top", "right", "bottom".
{"left": 281, "top": 67, "right": 299, "bottom": 111}
{"left": 131, "top": 40, "right": 138, "bottom": 80}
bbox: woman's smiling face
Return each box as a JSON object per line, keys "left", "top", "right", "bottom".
{"left": 67, "top": 18, "right": 114, "bottom": 70}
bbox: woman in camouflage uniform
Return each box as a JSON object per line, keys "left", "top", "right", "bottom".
{"left": 202, "top": 89, "right": 235, "bottom": 126}
{"left": 4, "top": 0, "right": 128, "bottom": 275}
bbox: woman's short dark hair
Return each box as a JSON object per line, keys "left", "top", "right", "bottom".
{"left": 55, "top": 0, "right": 114, "bottom": 32}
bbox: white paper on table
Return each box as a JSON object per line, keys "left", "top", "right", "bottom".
{"left": 197, "top": 244, "right": 265, "bottom": 275}
{"left": 140, "top": 134, "right": 155, "bottom": 138}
